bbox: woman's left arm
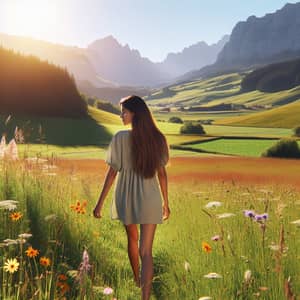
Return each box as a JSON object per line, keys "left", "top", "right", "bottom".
{"left": 93, "top": 166, "right": 118, "bottom": 218}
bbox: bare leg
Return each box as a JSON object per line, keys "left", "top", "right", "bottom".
{"left": 124, "top": 224, "right": 140, "bottom": 287}
{"left": 139, "top": 224, "right": 157, "bottom": 300}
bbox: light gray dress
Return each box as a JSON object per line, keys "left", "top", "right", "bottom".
{"left": 106, "top": 130, "right": 167, "bottom": 225}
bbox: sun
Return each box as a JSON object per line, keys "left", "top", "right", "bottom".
{"left": 3, "top": 1, "right": 58, "bottom": 39}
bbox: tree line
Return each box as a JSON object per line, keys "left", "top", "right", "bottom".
{"left": 0, "top": 47, "right": 87, "bottom": 118}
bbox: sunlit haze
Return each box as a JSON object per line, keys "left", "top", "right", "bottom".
{"left": 0, "top": 0, "right": 299, "bottom": 62}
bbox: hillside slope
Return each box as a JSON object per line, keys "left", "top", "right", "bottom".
{"left": 215, "top": 100, "right": 300, "bottom": 128}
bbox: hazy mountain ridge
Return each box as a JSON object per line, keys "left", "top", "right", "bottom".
{"left": 0, "top": 33, "right": 116, "bottom": 88}
{"left": 177, "top": 2, "right": 300, "bottom": 84}
{"left": 0, "top": 33, "right": 227, "bottom": 88}
{"left": 158, "top": 35, "right": 229, "bottom": 77}
{"left": 217, "top": 3, "right": 300, "bottom": 67}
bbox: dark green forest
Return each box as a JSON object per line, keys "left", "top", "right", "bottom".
{"left": 241, "top": 57, "right": 300, "bottom": 93}
{"left": 0, "top": 47, "right": 87, "bottom": 118}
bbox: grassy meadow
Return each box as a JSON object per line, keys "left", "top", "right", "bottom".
{"left": 0, "top": 158, "right": 299, "bottom": 299}
{"left": 1, "top": 67, "right": 300, "bottom": 299}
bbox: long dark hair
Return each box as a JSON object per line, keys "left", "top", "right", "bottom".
{"left": 120, "top": 95, "right": 169, "bottom": 178}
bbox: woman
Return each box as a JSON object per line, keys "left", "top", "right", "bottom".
{"left": 93, "top": 95, "right": 170, "bottom": 300}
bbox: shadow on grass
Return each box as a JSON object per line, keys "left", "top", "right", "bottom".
{"left": 0, "top": 114, "right": 112, "bottom": 146}
{"left": 152, "top": 250, "right": 175, "bottom": 300}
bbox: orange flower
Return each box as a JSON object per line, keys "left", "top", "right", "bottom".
{"left": 25, "top": 246, "right": 39, "bottom": 258}
{"left": 57, "top": 282, "right": 70, "bottom": 295}
{"left": 202, "top": 241, "right": 212, "bottom": 253}
{"left": 10, "top": 212, "right": 23, "bottom": 221}
{"left": 58, "top": 274, "right": 68, "bottom": 281}
{"left": 70, "top": 200, "right": 87, "bottom": 214}
{"left": 40, "top": 256, "right": 51, "bottom": 267}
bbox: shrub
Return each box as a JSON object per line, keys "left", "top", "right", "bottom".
{"left": 293, "top": 126, "right": 300, "bottom": 137}
{"left": 168, "top": 116, "right": 183, "bottom": 124}
{"left": 180, "top": 122, "right": 206, "bottom": 134}
{"left": 262, "top": 138, "right": 300, "bottom": 158}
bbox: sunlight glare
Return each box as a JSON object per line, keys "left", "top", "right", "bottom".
{"left": 4, "top": 0, "right": 58, "bottom": 39}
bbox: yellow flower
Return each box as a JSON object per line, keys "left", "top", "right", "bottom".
{"left": 40, "top": 256, "right": 51, "bottom": 267}
{"left": 25, "top": 246, "right": 39, "bottom": 258}
{"left": 202, "top": 241, "right": 212, "bottom": 253}
{"left": 10, "top": 212, "right": 23, "bottom": 221}
{"left": 4, "top": 258, "right": 19, "bottom": 274}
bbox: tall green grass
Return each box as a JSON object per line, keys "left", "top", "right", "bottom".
{"left": 0, "top": 159, "right": 299, "bottom": 299}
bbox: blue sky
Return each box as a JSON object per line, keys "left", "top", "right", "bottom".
{"left": 0, "top": 0, "right": 298, "bottom": 62}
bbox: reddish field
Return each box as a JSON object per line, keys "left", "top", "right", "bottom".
{"left": 55, "top": 156, "right": 300, "bottom": 190}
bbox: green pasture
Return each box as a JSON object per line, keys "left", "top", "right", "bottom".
{"left": 216, "top": 99, "right": 300, "bottom": 129}
{"left": 185, "top": 138, "right": 279, "bottom": 157}
{"left": 153, "top": 111, "right": 254, "bottom": 122}
{"left": 146, "top": 73, "right": 242, "bottom": 106}
{"left": 1, "top": 160, "right": 299, "bottom": 299}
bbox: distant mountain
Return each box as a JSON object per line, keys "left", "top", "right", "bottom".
{"left": 0, "top": 33, "right": 117, "bottom": 88}
{"left": 86, "top": 35, "right": 171, "bottom": 87}
{"left": 176, "top": 2, "right": 300, "bottom": 84}
{"left": 217, "top": 3, "right": 300, "bottom": 68}
{"left": 158, "top": 35, "right": 229, "bottom": 77}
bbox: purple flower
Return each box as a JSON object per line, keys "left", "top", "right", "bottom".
{"left": 243, "top": 210, "right": 255, "bottom": 218}
{"left": 254, "top": 214, "right": 263, "bottom": 222}
{"left": 261, "top": 213, "right": 268, "bottom": 220}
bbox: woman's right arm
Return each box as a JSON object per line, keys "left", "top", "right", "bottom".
{"left": 157, "top": 166, "right": 170, "bottom": 220}
{"left": 93, "top": 166, "right": 117, "bottom": 218}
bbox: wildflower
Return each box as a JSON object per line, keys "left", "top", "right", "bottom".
{"left": 205, "top": 201, "right": 222, "bottom": 209}
{"left": 4, "top": 258, "right": 19, "bottom": 274}
{"left": 18, "top": 233, "right": 32, "bottom": 239}
{"left": 25, "top": 246, "right": 39, "bottom": 258}
{"left": 10, "top": 212, "right": 23, "bottom": 221}
{"left": 40, "top": 257, "right": 51, "bottom": 267}
{"left": 184, "top": 261, "right": 191, "bottom": 271}
{"left": 3, "top": 239, "right": 19, "bottom": 246}
{"left": 0, "top": 200, "right": 18, "bottom": 211}
{"left": 243, "top": 210, "right": 255, "bottom": 218}
{"left": 211, "top": 235, "right": 220, "bottom": 241}
{"left": 244, "top": 270, "right": 252, "bottom": 283}
{"left": 77, "top": 249, "right": 91, "bottom": 284}
{"left": 70, "top": 200, "right": 87, "bottom": 214}
{"left": 202, "top": 242, "right": 212, "bottom": 253}
{"left": 57, "top": 281, "right": 70, "bottom": 295}
{"left": 103, "top": 287, "right": 114, "bottom": 295}
{"left": 203, "top": 272, "right": 222, "bottom": 279}
{"left": 255, "top": 213, "right": 268, "bottom": 222}
{"left": 58, "top": 274, "right": 68, "bottom": 281}
{"left": 216, "top": 213, "right": 235, "bottom": 219}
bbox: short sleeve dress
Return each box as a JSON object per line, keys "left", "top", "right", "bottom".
{"left": 105, "top": 130, "right": 168, "bottom": 225}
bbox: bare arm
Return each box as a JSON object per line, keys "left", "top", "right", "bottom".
{"left": 93, "top": 166, "right": 117, "bottom": 218}
{"left": 157, "top": 166, "right": 170, "bottom": 220}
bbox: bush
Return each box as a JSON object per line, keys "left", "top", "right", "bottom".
{"left": 180, "top": 122, "right": 206, "bottom": 134}
{"left": 293, "top": 126, "right": 300, "bottom": 137}
{"left": 168, "top": 116, "right": 183, "bottom": 124}
{"left": 262, "top": 138, "right": 300, "bottom": 158}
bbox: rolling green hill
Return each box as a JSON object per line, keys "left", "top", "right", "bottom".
{"left": 146, "top": 72, "right": 300, "bottom": 110}
{"left": 215, "top": 100, "right": 300, "bottom": 128}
